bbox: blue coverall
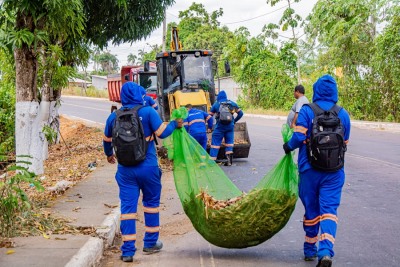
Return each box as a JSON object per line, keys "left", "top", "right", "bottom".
{"left": 141, "top": 87, "right": 158, "bottom": 110}
{"left": 209, "top": 90, "right": 243, "bottom": 160}
{"left": 286, "top": 75, "right": 351, "bottom": 260}
{"left": 103, "top": 82, "right": 177, "bottom": 257}
{"left": 183, "top": 108, "right": 213, "bottom": 150}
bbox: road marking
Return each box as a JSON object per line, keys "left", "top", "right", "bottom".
{"left": 347, "top": 153, "right": 400, "bottom": 169}
{"left": 62, "top": 102, "right": 108, "bottom": 112}
{"left": 197, "top": 235, "right": 216, "bottom": 267}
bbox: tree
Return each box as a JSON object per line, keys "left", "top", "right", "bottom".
{"left": 224, "top": 27, "right": 295, "bottom": 109}
{"left": 127, "top": 53, "right": 137, "bottom": 65}
{"left": 265, "top": 0, "right": 304, "bottom": 84}
{"left": 305, "top": 0, "right": 397, "bottom": 121}
{"left": 93, "top": 51, "right": 119, "bottom": 73}
{"left": 0, "top": 0, "right": 174, "bottom": 174}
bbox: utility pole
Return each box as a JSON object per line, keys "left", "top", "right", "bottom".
{"left": 162, "top": 8, "right": 167, "bottom": 51}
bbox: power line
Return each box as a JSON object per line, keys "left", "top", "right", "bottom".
{"left": 221, "top": 5, "right": 289, "bottom": 25}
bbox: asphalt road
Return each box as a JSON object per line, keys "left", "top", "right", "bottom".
{"left": 60, "top": 96, "right": 400, "bottom": 267}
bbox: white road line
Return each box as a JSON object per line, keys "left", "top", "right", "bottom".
{"left": 197, "top": 234, "right": 216, "bottom": 267}
{"left": 62, "top": 102, "right": 108, "bottom": 112}
{"left": 207, "top": 243, "right": 216, "bottom": 267}
{"left": 347, "top": 153, "right": 400, "bottom": 169}
{"left": 198, "top": 235, "right": 204, "bottom": 267}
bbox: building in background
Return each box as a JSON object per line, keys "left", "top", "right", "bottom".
{"left": 214, "top": 76, "right": 242, "bottom": 102}
{"left": 68, "top": 77, "right": 91, "bottom": 89}
{"left": 91, "top": 75, "right": 108, "bottom": 90}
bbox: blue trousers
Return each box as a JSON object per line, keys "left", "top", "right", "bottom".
{"left": 190, "top": 132, "right": 208, "bottom": 150}
{"left": 299, "top": 168, "right": 345, "bottom": 260}
{"left": 115, "top": 165, "right": 162, "bottom": 257}
{"left": 209, "top": 126, "right": 234, "bottom": 160}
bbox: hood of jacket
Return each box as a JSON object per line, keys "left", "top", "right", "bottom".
{"left": 312, "top": 74, "right": 338, "bottom": 103}
{"left": 217, "top": 90, "right": 228, "bottom": 102}
{"left": 120, "top": 82, "right": 145, "bottom": 106}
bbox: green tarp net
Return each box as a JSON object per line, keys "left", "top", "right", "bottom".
{"left": 163, "top": 108, "right": 299, "bottom": 248}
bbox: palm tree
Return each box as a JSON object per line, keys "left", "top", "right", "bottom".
{"left": 127, "top": 53, "right": 137, "bottom": 65}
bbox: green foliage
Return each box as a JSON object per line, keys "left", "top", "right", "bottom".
{"left": 306, "top": 0, "right": 399, "bottom": 122}
{"left": 0, "top": 50, "right": 15, "bottom": 155}
{"left": 42, "top": 125, "right": 58, "bottom": 144}
{"left": 84, "top": 0, "right": 175, "bottom": 48}
{"left": 0, "top": 161, "right": 43, "bottom": 237}
{"left": 225, "top": 29, "right": 296, "bottom": 110}
{"left": 92, "top": 50, "right": 119, "bottom": 73}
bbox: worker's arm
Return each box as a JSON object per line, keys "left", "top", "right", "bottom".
{"left": 286, "top": 107, "right": 311, "bottom": 151}
{"left": 103, "top": 112, "right": 117, "bottom": 163}
{"left": 204, "top": 112, "right": 213, "bottom": 130}
{"left": 290, "top": 112, "right": 299, "bottom": 129}
{"left": 234, "top": 110, "right": 243, "bottom": 123}
{"left": 183, "top": 117, "right": 189, "bottom": 132}
{"left": 149, "top": 108, "right": 178, "bottom": 139}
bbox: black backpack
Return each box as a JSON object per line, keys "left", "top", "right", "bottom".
{"left": 306, "top": 103, "right": 347, "bottom": 172}
{"left": 112, "top": 105, "right": 147, "bottom": 166}
{"left": 218, "top": 102, "right": 233, "bottom": 125}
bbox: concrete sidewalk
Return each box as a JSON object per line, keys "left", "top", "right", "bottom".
{"left": 0, "top": 163, "right": 120, "bottom": 267}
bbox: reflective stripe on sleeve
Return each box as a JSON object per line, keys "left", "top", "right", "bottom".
{"left": 294, "top": 126, "right": 308, "bottom": 135}
{"left": 103, "top": 135, "right": 112, "bottom": 142}
{"left": 145, "top": 135, "right": 154, "bottom": 141}
{"left": 155, "top": 124, "right": 167, "bottom": 137}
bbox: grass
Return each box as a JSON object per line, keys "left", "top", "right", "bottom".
{"left": 242, "top": 107, "right": 288, "bottom": 116}
{"left": 63, "top": 86, "right": 109, "bottom": 99}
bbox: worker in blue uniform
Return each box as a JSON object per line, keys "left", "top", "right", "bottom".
{"left": 140, "top": 87, "right": 158, "bottom": 110}
{"left": 103, "top": 82, "right": 182, "bottom": 262}
{"left": 183, "top": 104, "right": 213, "bottom": 150}
{"left": 209, "top": 90, "right": 243, "bottom": 166}
{"left": 283, "top": 75, "right": 351, "bottom": 267}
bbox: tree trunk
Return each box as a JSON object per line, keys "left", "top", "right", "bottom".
{"left": 14, "top": 46, "right": 46, "bottom": 174}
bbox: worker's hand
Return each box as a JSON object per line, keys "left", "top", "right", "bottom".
{"left": 207, "top": 128, "right": 212, "bottom": 133}
{"left": 107, "top": 155, "right": 116, "bottom": 164}
{"left": 176, "top": 118, "right": 183, "bottom": 128}
{"left": 283, "top": 143, "right": 291, "bottom": 154}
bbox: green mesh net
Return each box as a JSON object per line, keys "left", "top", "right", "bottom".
{"left": 164, "top": 107, "right": 299, "bottom": 248}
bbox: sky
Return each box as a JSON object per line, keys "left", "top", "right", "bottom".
{"left": 94, "top": 0, "right": 319, "bottom": 70}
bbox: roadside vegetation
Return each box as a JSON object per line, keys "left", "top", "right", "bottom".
{"left": 62, "top": 86, "right": 109, "bottom": 99}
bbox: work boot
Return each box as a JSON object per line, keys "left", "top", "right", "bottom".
{"left": 304, "top": 255, "right": 317, "bottom": 261}
{"left": 224, "top": 154, "right": 232, "bottom": 166}
{"left": 143, "top": 240, "right": 163, "bottom": 254}
{"left": 120, "top": 256, "right": 133, "bottom": 262}
{"left": 316, "top": 256, "right": 332, "bottom": 267}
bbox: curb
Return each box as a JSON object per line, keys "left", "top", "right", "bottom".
{"left": 64, "top": 208, "right": 121, "bottom": 267}
{"left": 245, "top": 113, "right": 400, "bottom": 133}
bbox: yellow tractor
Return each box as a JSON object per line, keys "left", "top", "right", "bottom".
{"left": 155, "top": 27, "right": 250, "bottom": 159}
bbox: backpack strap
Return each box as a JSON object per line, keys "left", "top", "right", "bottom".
{"left": 328, "top": 104, "right": 342, "bottom": 116}
{"left": 305, "top": 103, "right": 324, "bottom": 117}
